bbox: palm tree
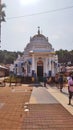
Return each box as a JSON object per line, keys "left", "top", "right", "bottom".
{"left": 0, "top": 1, "right": 6, "bottom": 45}
{"left": 0, "top": 3, "right": 6, "bottom": 22}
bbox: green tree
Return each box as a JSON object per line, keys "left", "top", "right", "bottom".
{"left": 56, "top": 49, "right": 73, "bottom": 65}
{"left": 0, "top": 50, "right": 23, "bottom": 64}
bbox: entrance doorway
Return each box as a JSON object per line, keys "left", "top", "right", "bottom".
{"left": 37, "top": 60, "right": 43, "bottom": 77}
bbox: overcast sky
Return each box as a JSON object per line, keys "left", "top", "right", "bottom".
{"left": 1, "top": 0, "right": 73, "bottom": 52}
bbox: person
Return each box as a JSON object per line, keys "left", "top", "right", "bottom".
{"left": 43, "top": 73, "right": 47, "bottom": 87}
{"left": 67, "top": 73, "right": 71, "bottom": 81}
{"left": 55, "top": 74, "right": 59, "bottom": 88}
{"left": 59, "top": 74, "right": 64, "bottom": 92}
{"left": 68, "top": 75, "right": 73, "bottom": 105}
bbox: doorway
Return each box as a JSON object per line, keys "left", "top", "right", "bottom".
{"left": 37, "top": 60, "right": 43, "bottom": 77}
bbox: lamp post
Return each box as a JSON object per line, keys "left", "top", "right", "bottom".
{"left": 0, "top": 0, "right": 1, "bottom": 46}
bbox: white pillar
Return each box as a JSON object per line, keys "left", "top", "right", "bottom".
{"left": 48, "top": 57, "right": 52, "bottom": 77}
{"left": 32, "top": 54, "right": 35, "bottom": 71}
{"left": 49, "top": 57, "right": 51, "bottom": 71}
{"left": 45, "top": 57, "right": 48, "bottom": 74}
{"left": 51, "top": 61, "right": 55, "bottom": 77}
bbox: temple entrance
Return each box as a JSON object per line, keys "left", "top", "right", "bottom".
{"left": 37, "top": 60, "right": 43, "bottom": 77}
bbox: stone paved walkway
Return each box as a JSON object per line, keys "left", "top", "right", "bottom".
{"left": 0, "top": 85, "right": 32, "bottom": 130}
{"left": 22, "top": 104, "right": 73, "bottom": 130}
{"left": 47, "top": 85, "right": 73, "bottom": 115}
{"left": 0, "top": 84, "right": 73, "bottom": 130}
{"left": 29, "top": 87, "right": 58, "bottom": 104}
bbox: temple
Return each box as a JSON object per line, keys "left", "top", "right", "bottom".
{"left": 11, "top": 28, "right": 58, "bottom": 78}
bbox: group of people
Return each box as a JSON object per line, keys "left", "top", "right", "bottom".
{"left": 55, "top": 73, "right": 64, "bottom": 92}
{"left": 33, "top": 72, "right": 73, "bottom": 105}
{"left": 55, "top": 73, "right": 73, "bottom": 105}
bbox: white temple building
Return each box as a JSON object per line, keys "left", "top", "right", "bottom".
{"left": 12, "top": 27, "right": 58, "bottom": 78}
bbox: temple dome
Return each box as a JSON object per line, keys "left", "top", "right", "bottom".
{"left": 30, "top": 33, "right": 47, "bottom": 41}
{"left": 24, "top": 28, "right": 54, "bottom": 56}
{"left": 30, "top": 27, "right": 48, "bottom": 43}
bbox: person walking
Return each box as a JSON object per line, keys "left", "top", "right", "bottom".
{"left": 43, "top": 73, "right": 47, "bottom": 87}
{"left": 55, "top": 73, "right": 59, "bottom": 88}
{"left": 68, "top": 75, "right": 73, "bottom": 105}
{"left": 59, "top": 74, "right": 64, "bottom": 92}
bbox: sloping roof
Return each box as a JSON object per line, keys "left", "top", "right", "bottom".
{"left": 0, "top": 65, "right": 8, "bottom": 69}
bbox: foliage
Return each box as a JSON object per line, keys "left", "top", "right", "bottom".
{"left": 0, "top": 50, "right": 23, "bottom": 64}
{"left": 0, "top": 49, "right": 73, "bottom": 65}
{"left": 56, "top": 49, "right": 73, "bottom": 65}
{"left": 4, "top": 76, "right": 21, "bottom": 83}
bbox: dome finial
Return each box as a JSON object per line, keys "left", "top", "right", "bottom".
{"left": 38, "top": 26, "right": 40, "bottom": 35}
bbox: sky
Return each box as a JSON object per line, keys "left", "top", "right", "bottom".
{"left": 1, "top": 0, "right": 73, "bottom": 52}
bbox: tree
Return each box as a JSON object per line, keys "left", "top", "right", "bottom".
{"left": 56, "top": 49, "right": 73, "bottom": 65}
{"left": 0, "top": 50, "right": 23, "bottom": 64}
{"left": 0, "top": 1, "right": 6, "bottom": 46}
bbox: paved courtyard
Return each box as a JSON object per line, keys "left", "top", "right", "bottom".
{"left": 0, "top": 85, "right": 32, "bottom": 130}
{"left": 0, "top": 84, "right": 73, "bottom": 130}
